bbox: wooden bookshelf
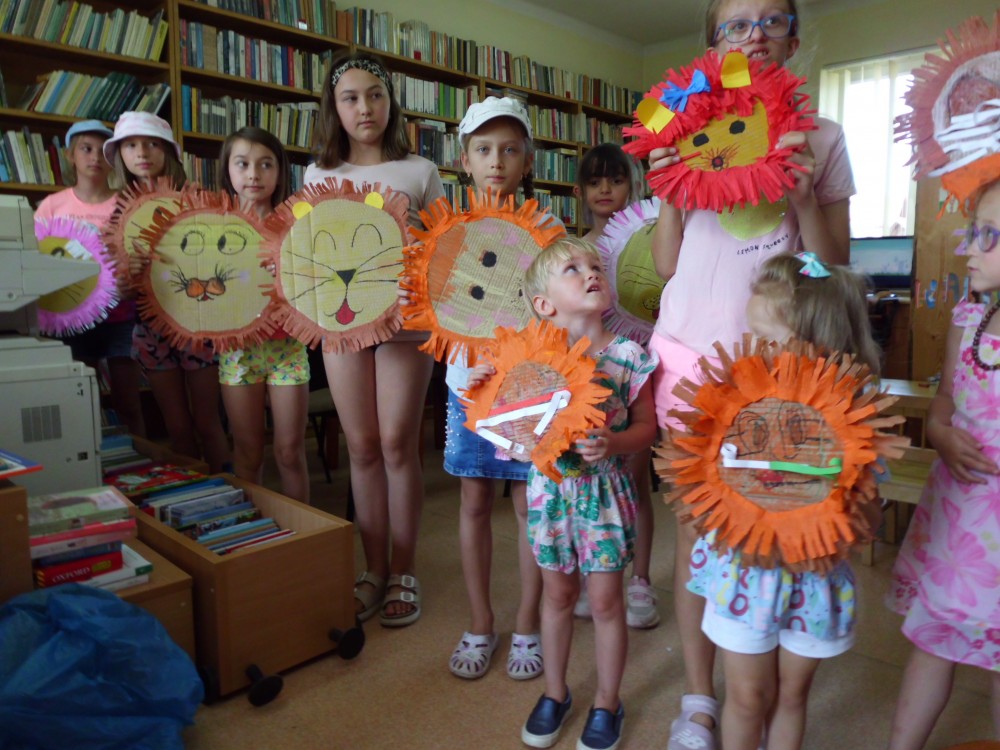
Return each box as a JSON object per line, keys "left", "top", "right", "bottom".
{"left": 1, "top": 0, "right": 637, "bottom": 228}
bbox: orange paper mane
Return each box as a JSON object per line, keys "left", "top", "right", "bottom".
{"left": 658, "top": 337, "right": 908, "bottom": 571}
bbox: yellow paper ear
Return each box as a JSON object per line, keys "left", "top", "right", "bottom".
{"left": 364, "top": 192, "right": 385, "bottom": 209}
{"left": 636, "top": 98, "right": 675, "bottom": 134}
{"left": 292, "top": 201, "right": 313, "bottom": 219}
{"left": 721, "top": 52, "right": 751, "bottom": 89}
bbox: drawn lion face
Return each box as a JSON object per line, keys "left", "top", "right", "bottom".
{"left": 675, "top": 100, "right": 770, "bottom": 172}
{"left": 429, "top": 217, "right": 538, "bottom": 338}
{"left": 279, "top": 196, "right": 404, "bottom": 330}
{"left": 719, "top": 397, "right": 841, "bottom": 512}
{"left": 615, "top": 223, "right": 662, "bottom": 325}
{"left": 37, "top": 235, "right": 100, "bottom": 313}
{"left": 148, "top": 206, "right": 268, "bottom": 337}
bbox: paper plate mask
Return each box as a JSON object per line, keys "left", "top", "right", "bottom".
{"left": 262, "top": 178, "right": 410, "bottom": 353}
{"left": 657, "top": 337, "right": 908, "bottom": 571}
{"left": 624, "top": 51, "right": 814, "bottom": 212}
{"left": 595, "top": 198, "right": 666, "bottom": 345}
{"left": 103, "top": 177, "right": 184, "bottom": 285}
{"left": 34, "top": 217, "right": 118, "bottom": 336}
{"left": 462, "top": 320, "right": 612, "bottom": 482}
{"left": 895, "top": 11, "right": 1000, "bottom": 210}
{"left": 401, "top": 190, "right": 566, "bottom": 363}
{"left": 135, "top": 191, "right": 276, "bottom": 350}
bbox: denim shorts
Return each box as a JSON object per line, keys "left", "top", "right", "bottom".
{"left": 65, "top": 320, "right": 135, "bottom": 360}
{"left": 443, "top": 388, "right": 531, "bottom": 481}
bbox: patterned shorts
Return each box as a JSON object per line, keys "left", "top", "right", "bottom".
{"left": 131, "top": 322, "right": 215, "bottom": 372}
{"left": 219, "top": 338, "right": 309, "bottom": 386}
{"left": 526, "top": 462, "right": 637, "bottom": 575}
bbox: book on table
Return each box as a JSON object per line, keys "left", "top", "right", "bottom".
{"left": 27, "top": 485, "right": 133, "bottom": 536}
{"left": 29, "top": 517, "right": 137, "bottom": 559}
{"left": 0, "top": 447, "right": 42, "bottom": 480}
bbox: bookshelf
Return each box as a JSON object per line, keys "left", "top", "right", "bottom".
{"left": 0, "top": 0, "right": 637, "bottom": 229}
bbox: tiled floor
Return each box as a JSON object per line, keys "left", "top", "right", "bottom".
{"left": 181, "top": 436, "right": 994, "bottom": 749}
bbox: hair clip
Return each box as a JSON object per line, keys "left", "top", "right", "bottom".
{"left": 660, "top": 70, "right": 711, "bottom": 113}
{"left": 795, "top": 251, "right": 831, "bottom": 278}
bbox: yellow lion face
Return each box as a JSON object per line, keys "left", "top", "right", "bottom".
{"left": 124, "top": 197, "right": 179, "bottom": 255}
{"left": 676, "top": 101, "right": 770, "bottom": 172}
{"left": 148, "top": 208, "right": 269, "bottom": 336}
{"left": 278, "top": 196, "right": 405, "bottom": 331}
{"left": 37, "top": 235, "right": 99, "bottom": 313}
{"left": 615, "top": 223, "right": 662, "bottom": 325}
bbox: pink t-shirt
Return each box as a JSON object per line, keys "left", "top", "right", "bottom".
{"left": 34, "top": 187, "right": 135, "bottom": 324}
{"left": 654, "top": 117, "right": 856, "bottom": 357}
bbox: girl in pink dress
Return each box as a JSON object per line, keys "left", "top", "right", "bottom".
{"left": 887, "top": 178, "right": 1000, "bottom": 749}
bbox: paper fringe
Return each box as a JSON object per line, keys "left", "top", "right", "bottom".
{"left": 400, "top": 188, "right": 567, "bottom": 364}
{"left": 624, "top": 51, "right": 815, "bottom": 212}
{"left": 657, "top": 335, "right": 909, "bottom": 572}
{"left": 35, "top": 216, "right": 119, "bottom": 337}
{"left": 461, "top": 319, "right": 612, "bottom": 482}
{"left": 102, "top": 176, "right": 185, "bottom": 287}
{"left": 260, "top": 177, "right": 410, "bottom": 354}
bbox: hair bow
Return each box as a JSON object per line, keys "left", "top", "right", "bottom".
{"left": 660, "top": 70, "right": 711, "bottom": 113}
{"left": 795, "top": 251, "right": 831, "bottom": 278}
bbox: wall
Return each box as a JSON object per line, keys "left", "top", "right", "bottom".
{"left": 355, "top": 0, "right": 646, "bottom": 92}
{"left": 642, "top": 0, "right": 999, "bottom": 98}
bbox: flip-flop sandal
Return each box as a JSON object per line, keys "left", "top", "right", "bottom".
{"left": 379, "top": 573, "right": 421, "bottom": 628}
{"left": 354, "top": 571, "right": 385, "bottom": 623}
{"left": 667, "top": 694, "right": 718, "bottom": 750}
{"left": 449, "top": 632, "right": 499, "bottom": 679}
{"left": 507, "top": 632, "right": 543, "bottom": 680}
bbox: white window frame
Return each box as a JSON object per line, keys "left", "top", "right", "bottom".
{"left": 819, "top": 48, "right": 933, "bottom": 238}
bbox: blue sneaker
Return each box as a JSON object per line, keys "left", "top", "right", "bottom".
{"left": 521, "top": 690, "right": 573, "bottom": 748}
{"left": 577, "top": 703, "right": 625, "bottom": 750}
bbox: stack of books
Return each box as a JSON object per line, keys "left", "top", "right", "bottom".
{"left": 100, "top": 429, "right": 155, "bottom": 477}
{"left": 27, "top": 485, "right": 152, "bottom": 591}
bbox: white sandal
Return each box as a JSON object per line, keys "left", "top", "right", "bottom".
{"left": 506, "top": 632, "right": 543, "bottom": 680}
{"left": 667, "top": 694, "right": 718, "bottom": 750}
{"left": 449, "top": 632, "right": 499, "bottom": 679}
{"left": 353, "top": 571, "right": 385, "bottom": 623}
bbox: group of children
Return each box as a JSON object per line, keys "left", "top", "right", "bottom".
{"left": 35, "top": 0, "right": 1000, "bottom": 747}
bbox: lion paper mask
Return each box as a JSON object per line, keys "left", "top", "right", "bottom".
{"left": 624, "top": 51, "right": 814, "bottom": 212}
{"left": 462, "top": 320, "right": 611, "bottom": 482}
{"left": 896, "top": 11, "right": 1000, "bottom": 210}
{"left": 34, "top": 217, "right": 118, "bottom": 336}
{"left": 595, "top": 198, "right": 666, "bottom": 346}
{"left": 103, "top": 177, "right": 183, "bottom": 285}
{"left": 657, "top": 337, "right": 908, "bottom": 571}
{"left": 135, "top": 191, "right": 275, "bottom": 350}
{"left": 262, "top": 178, "right": 410, "bottom": 353}
{"left": 400, "top": 190, "right": 566, "bottom": 364}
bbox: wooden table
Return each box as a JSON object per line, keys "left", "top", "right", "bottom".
{"left": 882, "top": 378, "right": 938, "bottom": 415}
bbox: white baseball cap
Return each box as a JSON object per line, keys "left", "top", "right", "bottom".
{"left": 103, "top": 111, "right": 182, "bottom": 163}
{"left": 458, "top": 96, "right": 533, "bottom": 143}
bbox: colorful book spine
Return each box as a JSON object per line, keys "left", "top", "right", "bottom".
{"left": 35, "top": 549, "right": 124, "bottom": 587}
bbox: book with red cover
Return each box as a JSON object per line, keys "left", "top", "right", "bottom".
{"left": 29, "top": 517, "right": 137, "bottom": 559}
{"left": 0, "top": 448, "right": 42, "bottom": 480}
{"left": 107, "top": 464, "right": 207, "bottom": 499}
{"left": 35, "top": 549, "right": 123, "bottom": 587}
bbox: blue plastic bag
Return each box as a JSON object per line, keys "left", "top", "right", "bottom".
{"left": 0, "top": 583, "right": 203, "bottom": 750}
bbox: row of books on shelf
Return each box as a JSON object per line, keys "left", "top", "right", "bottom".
{"left": 183, "top": 152, "right": 307, "bottom": 193}
{"left": 191, "top": 0, "right": 638, "bottom": 115}
{"left": 406, "top": 119, "right": 462, "bottom": 171}
{"left": 534, "top": 191, "right": 578, "bottom": 228}
{"left": 391, "top": 73, "right": 478, "bottom": 122}
{"left": 2, "top": 0, "right": 169, "bottom": 62}
{"left": 490, "top": 87, "right": 625, "bottom": 146}
{"left": 180, "top": 20, "right": 333, "bottom": 94}
{"left": 534, "top": 147, "right": 578, "bottom": 185}
{"left": 26, "top": 484, "right": 150, "bottom": 590}
{"left": 0, "top": 128, "right": 66, "bottom": 186}
{"left": 18, "top": 69, "right": 171, "bottom": 122}
{"left": 181, "top": 85, "right": 318, "bottom": 150}
{"left": 195, "top": 0, "right": 345, "bottom": 40}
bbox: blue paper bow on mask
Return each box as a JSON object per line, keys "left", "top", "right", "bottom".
{"left": 795, "top": 251, "right": 831, "bottom": 278}
{"left": 660, "top": 70, "right": 711, "bottom": 112}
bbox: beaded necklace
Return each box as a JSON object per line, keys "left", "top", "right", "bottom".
{"left": 972, "top": 300, "right": 1000, "bottom": 372}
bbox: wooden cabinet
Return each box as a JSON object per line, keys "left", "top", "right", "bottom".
{"left": 0, "top": 480, "right": 33, "bottom": 602}
{"left": 135, "top": 475, "right": 355, "bottom": 700}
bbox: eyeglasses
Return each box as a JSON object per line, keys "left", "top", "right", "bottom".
{"left": 715, "top": 13, "right": 796, "bottom": 44}
{"left": 965, "top": 222, "right": 1000, "bottom": 253}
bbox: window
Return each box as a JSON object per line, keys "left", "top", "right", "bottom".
{"left": 819, "top": 49, "right": 932, "bottom": 238}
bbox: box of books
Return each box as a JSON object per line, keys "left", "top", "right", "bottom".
{"left": 135, "top": 475, "right": 354, "bottom": 699}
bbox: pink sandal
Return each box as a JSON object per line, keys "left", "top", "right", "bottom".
{"left": 667, "top": 694, "right": 718, "bottom": 750}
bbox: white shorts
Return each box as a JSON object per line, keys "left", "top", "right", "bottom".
{"left": 702, "top": 604, "right": 855, "bottom": 659}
